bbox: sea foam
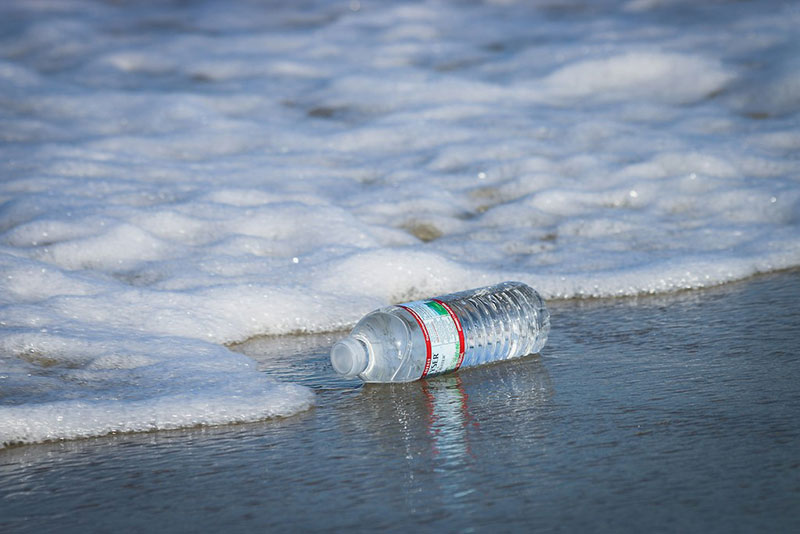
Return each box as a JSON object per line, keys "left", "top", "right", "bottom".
{"left": 1, "top": 0, "right": 799, "bottom": 447}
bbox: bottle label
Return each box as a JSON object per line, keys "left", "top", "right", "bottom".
{"left": 399, "top": 299, "right": 465, "bottom": 378}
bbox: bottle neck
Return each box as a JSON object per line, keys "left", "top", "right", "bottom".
{"left": 330, "top": 336, "right": 369, "bottom": 378}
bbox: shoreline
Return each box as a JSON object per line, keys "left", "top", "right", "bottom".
{"left": 2, "top": 268, "right": 798, "bottom": 532}
{"left": 3, "top": 267, "right": 797, "bottom": 452}
{"left": 227, "top": 265, "right": 800, "bottom": 347}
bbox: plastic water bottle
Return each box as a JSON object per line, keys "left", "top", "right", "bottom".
{"left": 330, "top": 281, "right": 550, "bottom": 382}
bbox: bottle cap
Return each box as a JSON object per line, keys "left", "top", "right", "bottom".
{"left": 330, "top": 337, "right": 369, "bottom": 378}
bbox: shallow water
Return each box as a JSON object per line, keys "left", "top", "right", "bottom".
{"left": 2, "top": 271, "right": 798, "bottom": 532}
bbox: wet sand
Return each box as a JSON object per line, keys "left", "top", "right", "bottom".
{"left": 2, "top": 271, "right": 799, "bottom": 532}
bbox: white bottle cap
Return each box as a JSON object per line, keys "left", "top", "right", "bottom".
{"left": 330, "top": 337, "right": 368, "bottom": 378}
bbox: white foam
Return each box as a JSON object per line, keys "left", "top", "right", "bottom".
{"left": 539, "top": 52, "right": 733, "bottom": 104}
{"left": 1, "top": 0, "right": 799, "bottom": 447}
{"left": 0, "top": 328, "right": 315, "bottom": 448}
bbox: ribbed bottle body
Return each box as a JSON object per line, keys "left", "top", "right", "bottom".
{"left": 438, "top": 281, "right": 550, "bottom": 368}
{"left": 330, "top": 281, "right": 550, "bottom": 383}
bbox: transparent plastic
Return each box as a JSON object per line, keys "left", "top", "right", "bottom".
{"left": 330, "top": 281, "right": 550, "bottom": 383}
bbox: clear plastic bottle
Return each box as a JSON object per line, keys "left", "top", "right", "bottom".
{"left": 330, "top": 281, "right": 550, "bottom": 383}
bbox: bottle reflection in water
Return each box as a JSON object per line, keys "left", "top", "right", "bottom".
{"left": 335, "top": 356, "right": 555, "bottom": 520}
{"left": 422, "top": 376, "right": 476, "bottom": 462}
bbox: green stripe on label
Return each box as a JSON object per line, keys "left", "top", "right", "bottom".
{"left": 425, "top": 300, "right": 449, "bottom": 316}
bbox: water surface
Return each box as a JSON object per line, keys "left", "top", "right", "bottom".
{"left": 2, "top": 271, "right": 799, "bottom": 532}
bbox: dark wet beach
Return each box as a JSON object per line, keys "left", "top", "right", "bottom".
{"left": 2, "top": 271, "right": 799, "bottom": 533}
